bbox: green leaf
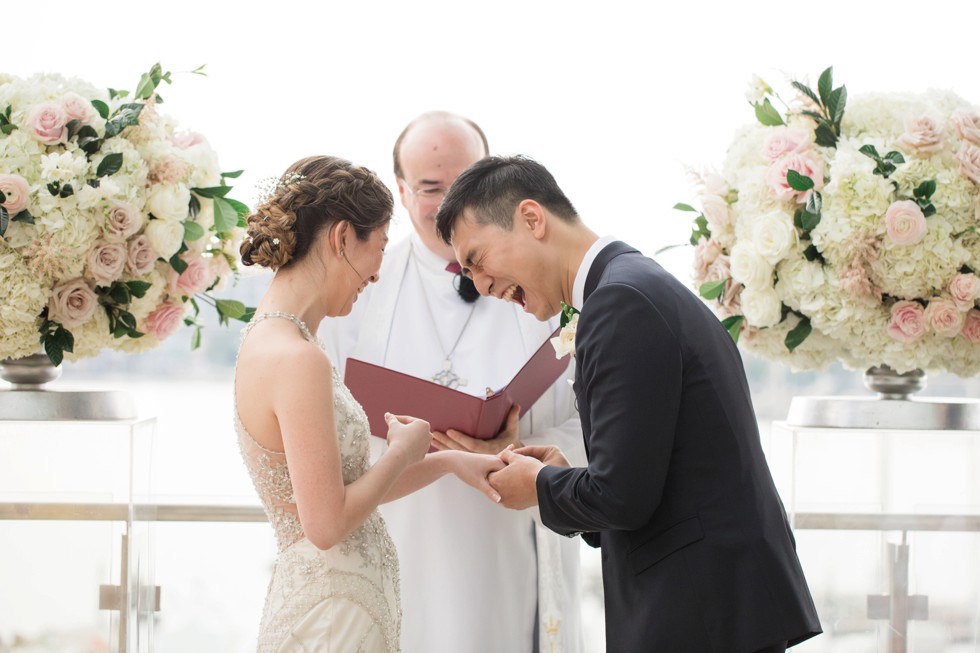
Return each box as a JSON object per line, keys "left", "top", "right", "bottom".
{"left": 11, "top": 209, "right": 34, "bottom": 225}
{"left": 920, "top": 202, "right": 936, "bottom": 218}
{"left": 754, "top": 98, "right": 785, "bottom": 126}
{"left": 108, "top": 283, "right": 131, "bottom": 305}
{"left": 786, "top": 169, "right": 815, "bottom": 192}
{"left": 65, "top": 119, "right": 82, "bottom": 141}
{"left": 831, "top": 86, "right": 847, "bottom": 125}
{"left": 0, "top": 123, "right": 17, "bottom": 135}
{"left": 126, "top": 280, "right": 152, "bottom": 298}
{"left": 673, "top": 203, "right": 698, "bottom": 212}
{"left": 785, "top": 317, "right": 812, "bottom": 352}
{"left": 241, "top": 307, "right": 257, "bottom": 323}
{"left": 699, "top": 279, "right": 729, "bottom": 301}
{"left": 883, "top": 151, "right": 906, "bottom": 164}
{"left": 803, "top": 243, "right": 824, "bottom": 262}
{"left": 191, "top": 325, "right": 202, "bottom": 350}
{"left": 169, "top": 251, "right": 189, "bottom": 275}
{"left": 91, "top": 99, "right": 109, "bottom": 120}
{"left": 191, "top": 64, "right": 208, "bottom": 76}
{"left": 817, "top": 67, "right": 834, "bottom": 107}
{"left": 800, "top": 209, "right": 821, "bottom": 231}
{"left": 215, "top": 299, "right": 247, "bottom": 320}
{"left": 191, "top": 185, "right": 233, "bottom": 199}
{"left": 221, "top": 169, "right": 244, "bottom": 179}
{"left": 721, "top": 315, "right": 744, "bottom": 343}
{"left": 97, "top": 152, "right": 124, "bottom": 177}
{"left": 805, "top": 190, "right": 822, "bottom": 216}
{"left": 135, "top": 63, "right": 164, "bottom": 100}
{"left": 212, "top": 197, "right": 239, "bottom": 233}
{"left": 226, "top": 198, "right": 250, "bottom": 219}
{"left": 791, "top": 81, "right": 821, "bottom": 109}
{"left": 914, "top": 179, "right": 937, "bottom": 199}
{"left": 59, "top": 183, "right": 74, "bottom": 198}
{"left": 814, "top": 121, "right": 838, "bottom": 148}
{"left": 183, "top": 220, "right": 205, "bottom": 241}
{"left": 0, "top": 206, "right": 8, "bottom": 237}
{"left": 859, "top": 144, "right": 880, "bottom": 159}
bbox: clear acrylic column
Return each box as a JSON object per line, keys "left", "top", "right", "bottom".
{"left": 769, "top": 422, "right": 980, "bottom": 653}
{"left": 0, "top": 417, "right": 157, "bottom": 653}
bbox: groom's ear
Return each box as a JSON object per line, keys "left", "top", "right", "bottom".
{"left": 516, "top": 200, "right": 546, "bottom": 240}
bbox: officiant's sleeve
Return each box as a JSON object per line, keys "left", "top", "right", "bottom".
{"left": 537, "top": 282, "right": 681, "bottom": 535}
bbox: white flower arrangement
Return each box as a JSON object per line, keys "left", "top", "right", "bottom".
{"left": 679, "top": 67, "right": 980, "bottom": 376}
{"left": 0, "top": 64, "right": 252, "bottom": 365}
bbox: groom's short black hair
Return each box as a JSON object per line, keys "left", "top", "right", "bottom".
{"left": 435, "top": 155, "right": 578, "bottom": 244}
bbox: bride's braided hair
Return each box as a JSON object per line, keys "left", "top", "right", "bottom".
{"left": 241, "top": 156, "right": 393, "bottom": 270}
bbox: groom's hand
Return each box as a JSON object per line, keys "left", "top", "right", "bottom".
{"left": 513, "top": 444, "right": 571, "bottom": 468}
{"left": 488, "top": 446, "right": 544, "bottom": 510}
{"left": 430, "top": 404, "right": 522, "bottom": 455}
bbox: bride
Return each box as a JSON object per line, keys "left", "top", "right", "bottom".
{"left": 234, "top": 155, "right": 504, "bottom": 652}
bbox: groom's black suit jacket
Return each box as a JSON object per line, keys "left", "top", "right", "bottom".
{"left": 536, "top": 241, "right": 821, "bottom": 652}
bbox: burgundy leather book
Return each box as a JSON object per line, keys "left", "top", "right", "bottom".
{"left": 344, "top": 328, "right": 571, "bottom": 440}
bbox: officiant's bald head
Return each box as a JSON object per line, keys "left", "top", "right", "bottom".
{"left": 393, "top": 111, "right": 489, "bottom": 261}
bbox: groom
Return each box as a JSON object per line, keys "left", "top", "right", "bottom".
{"left": 435, "top": 155, "right": 822, "bottom": 653}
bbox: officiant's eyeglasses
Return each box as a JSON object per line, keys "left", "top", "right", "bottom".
{"left": 400, "top": 179, "right": 447, "bottom": 204}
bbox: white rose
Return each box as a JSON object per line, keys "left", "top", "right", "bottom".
{"left": 729, "top": 243, "right": 773, "bottom": 290}
{"left": 550, "top": 313, "right": 578, "bottom": 359}
{"left": 145, "top": 219, "right": 185, "bottom": 259}
{"left": 751, "top": 211, "right": 797, "bottom": 264}
{"left": 740, "top": 287, "right": 783, "bottom": 328}
{"left": 146, "top": 183, "right": 191, "bottom": 222}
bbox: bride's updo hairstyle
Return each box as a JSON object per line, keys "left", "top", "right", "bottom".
{"left": 240, "top": 155, "right": 393, "bottom": 271}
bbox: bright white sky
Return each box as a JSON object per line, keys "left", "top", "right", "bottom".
{"left": 9, "top": 0, "right": 980, "bottom": 282}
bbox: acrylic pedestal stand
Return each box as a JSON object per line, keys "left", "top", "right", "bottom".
{"left": 770, "top": 376, "right": 980, "bottom": 653}
{"left": 0, "top": 416, "right": 157, "bottom": 653}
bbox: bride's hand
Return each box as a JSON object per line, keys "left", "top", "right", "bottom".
{"left": 449, "top": 452, "right": 506, "bottom": 503}
{"left": 384, "top": 413, "right": 432, "bottom": 466}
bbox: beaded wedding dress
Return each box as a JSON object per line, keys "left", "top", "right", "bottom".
{"left": 236, "top": 312, "right": 401, "bottom": 652}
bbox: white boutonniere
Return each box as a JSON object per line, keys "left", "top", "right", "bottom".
{"left": 551, "top": 301, "right": 580, "bottom": 359}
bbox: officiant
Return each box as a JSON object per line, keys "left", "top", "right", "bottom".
{"left": 318, "top": 112, "right": 586, "bottom": 653}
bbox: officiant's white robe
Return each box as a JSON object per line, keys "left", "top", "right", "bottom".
{"left": 319, "top": 233, "right": 585, "bottom": 653}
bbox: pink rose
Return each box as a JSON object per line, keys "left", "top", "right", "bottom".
{"left": 961, "top": 309, "right": 980, "bottom": 344}
{"left": 172, "top": 131, "right": 205, "bottom": 149}
{"left": 948, "top": 273, "right": 980, "bottom": 311}
{"left": 59, "top": 92, "right": 99, "bottom": 125}
{"left": 887, "top": 300, "right": 926, "bottom": 343}
{"left": 924, "top": 298, "right": 966, "bottom": 337}
{"left": 85, "top": 239, "right": 128, "bottom": 287}
{"left": 26, "top": 101, "right": 68, "bottom": 144}
{"left": 884, "top": 200, "right": 927, "bottom": 246}
{"left": 209, "top": 252, "right": 232, "bottom": 290}
{"left": 897, "top": 115, "right": 946, "bottom": 154}
{"left": 703, "top": 254, "right": 739, "bottom": 306}
{"left": 692, "top": 237, "right": 722, "bottom": 282}
{"left": 952, "top": 109, "right": 980, "bottom": 145}
{"left": 127, "top": 235, "right": 158, "bottom": 276}
{"left": 956, "top": 143, "right": 980, "bottom": 185}
{"left": 700, "top": 194, "right": 733, "bottom": 232}
{"left": 761, "top": 127, "right": 811, "bottom": 161}
{"left": 48, "top": 278, "right": 99, "bottom": 328}
{"left": 0, "top": 174, "right": 30, "bottom": 214}
{"left": 766, "top": 151, "right": 825, "bottom": 203}
{"left": 104, "top": 201, "right": 144, "bottom": 241}
{"left": 170, "top": 255, "right": 215, "bottom": 296}
{"left": 144, "top": 301, "right": 185, "bottom": 340}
